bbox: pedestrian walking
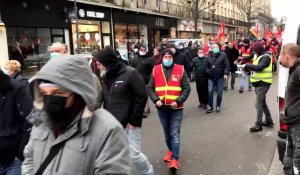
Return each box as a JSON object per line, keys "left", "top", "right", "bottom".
{"left": 278, "top": 43, "right": 300, "bottom": 174}
{"left": 22, "top": 55, "right": 131, "bottom": 175}
{"left": 206, "top": 44, "right": 230, "bottom": 113}
{"left": 130, "top": 45, "right": 155, "bottom": 115}
{"left": 191, "top": 47, "right": 209, "bottom": 109}
{"left": 166, "top": 43, "right": 192, "bottom": 78}
{"left": 0, "top": 66, "right": 33, "bottom": 175}
{"left": 148, "top": 49, "right": 191, "bottom": 171}
{"left": 224, "top": 41, "right": 240, "bottom": 90}
{"left": 49, "top": 42, "right": 67, "bottom": 59}
{"left": 153, "top": 47, "right": 162, "bottom": 65}
{"left": 94, "top": 47, "right": 154, "bottom": 175}
{"left": 239, "top": 42, "right": 274, "bottom": 132}
{"left": 239, "top": 38, "right": 254, "bottom": 93}
{"left": 4, "top": 60, "right": 27, "bottom": 82}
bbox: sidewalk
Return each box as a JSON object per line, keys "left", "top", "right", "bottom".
{"left": 268, "top": 148, "right": 283, "bottom": 175}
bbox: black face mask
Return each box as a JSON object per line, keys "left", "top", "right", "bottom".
{"left": 43, "top": 95, "right": 73, "bottom": 131}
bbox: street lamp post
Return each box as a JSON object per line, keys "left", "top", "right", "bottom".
{"left": 74, "top": 0, "right": 80, "bottom": 54}
{"left": 210, "top": 8, "right": 216, "bottom": 39}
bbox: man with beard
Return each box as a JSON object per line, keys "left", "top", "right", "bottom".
{"left": 224, "top": 41, "right": 240, "bottom": 90}
{"left": 0, "top": 66, "right": 32, "bottom": 175}
{"left": 279, "top": 43, "right": 300, "bottom": 175}
{"left": 22, "top": 55, "right": 130, "bottom": 175}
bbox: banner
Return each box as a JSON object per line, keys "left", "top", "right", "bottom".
{"left": 275, "top": 27, "right": 283, "bottom": 44}
{"left": 264, "top": 28, "right": 273, "bottom": 42}
{"left": 250, "top": 23, "right": 259, "bottom": 39}
{"left": 214, "top": 21, "right": 225, "bottom": 42}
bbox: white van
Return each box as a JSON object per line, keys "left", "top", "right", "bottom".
{"left": 167, "top": 38, "right": 203, "bottom": 47}
{"left": 277, "top": 8, "right": 300, "bottom": 162}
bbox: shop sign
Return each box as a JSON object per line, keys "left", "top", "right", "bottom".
{"left": 177, "top": 19, "right": 203, "bottom": 32}
{"left": 78, "top": 9, "right": 105, "bottom": 19}
{"left": 155, "top": 18, "right": 165, "bottom": 27}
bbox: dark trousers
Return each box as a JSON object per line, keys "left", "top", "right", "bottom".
{"left": 195, "top": 80, "right": 208, "bottom": 105}
{"left": 273, "top": 63, "right": 277, "bottom": 72}
{"left": 0, "top": 159, "right": 21, "bottom": 175}
{"left": 208, "top": 78, "right": 224, "bottom": 108}
{"left": 255, "top": 86, "right": 272, "bottom": 125}
{"left": 283, "top": 127, "right": 300, "bottom": 175}
{"left": 157, "top": 109, "right": 183, "bottom": 160}
{"left": 224, "top": 71, "right": 236, "bottom": 88}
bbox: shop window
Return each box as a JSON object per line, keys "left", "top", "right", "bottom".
{"left": 115, "top": 23, "right": 128, "bottom": 60}
{"left": 102, "top": 21, "right": 111, "bottom": 33}
{"left": 72, "top": 20, "right": 102, "bottom": 54}
{"left": 139, "top": 25, "right": 148, "bottom": 50}
{"left": 52, "top": 29, "right": 64, "bottom": 35}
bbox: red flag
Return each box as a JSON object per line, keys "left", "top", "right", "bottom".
{"left": 275, "top": 27, "right": 283, "bottom": 44}
{"left": 214, "top": 21, "right": 225, "bottom": 42}
{"left": 264, "top": 28, "right": 273, "bottom": 42}
{"left": 250, "top": 23, "right": 259, "bottom": 39}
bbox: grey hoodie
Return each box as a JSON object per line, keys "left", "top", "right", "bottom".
{"left": 22, "top": 55, "right": 131, "bottom": 175}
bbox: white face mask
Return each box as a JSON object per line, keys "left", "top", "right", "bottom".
{"left": 139, "top": 51, "right": 146, "bottom": 56}
{"left": 134, "top": 48, "right": 138, "bottom": 53}
{"left": 198, "top": 53, "right": 205, "bottom": 58}
{"left": 178, "top": 45, "right": 184, "bottom": 49}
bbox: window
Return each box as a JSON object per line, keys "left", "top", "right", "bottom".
{"left": 225, "top": 8, "right": 227, "bottom": 16}
{"left": 101, "top": 21, "right": 110, "bottom": 33}
{"left": 221, "top": 7, "right": 223, "bottom": 16}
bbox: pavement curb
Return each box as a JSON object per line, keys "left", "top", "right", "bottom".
{"left": 268, "top": 148, "right": 283, "bottom": 175}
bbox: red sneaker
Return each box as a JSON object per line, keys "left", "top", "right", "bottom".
{"left": 168, "top": 160, "right": 180, "bottom": 170}
{"left": 163, "top": 151, "right": 172, "bottom": 162}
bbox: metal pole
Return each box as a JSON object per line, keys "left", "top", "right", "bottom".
{"left": 74, "top": 0, "right": 80, "bottom": 54}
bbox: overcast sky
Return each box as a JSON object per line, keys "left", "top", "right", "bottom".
{"left": 271, "top": 0, "right": 299, "bottom": 20}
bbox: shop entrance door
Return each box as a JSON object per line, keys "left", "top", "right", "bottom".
{"left": 152, "top": 29, "right": 169, "bottom": 48}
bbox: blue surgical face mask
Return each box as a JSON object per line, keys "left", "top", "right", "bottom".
{"left": 163, "top": 59, "right": 173, "bottom": 67}
{"left": 50, "top": 52, "right": 61, "bottom": 59}
{"left": 213, "top": 48, "right": 220, "bottom": 54}
{"left": 1, "top": 68, "right": 9, "bottom": 75}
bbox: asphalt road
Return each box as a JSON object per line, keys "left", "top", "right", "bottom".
{"left": 132, "top": 75, "right": 279, "bottom": 175}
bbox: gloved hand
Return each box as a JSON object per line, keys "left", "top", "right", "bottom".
{"left": 237, "top": 64, "right": 246, "bottom": 69}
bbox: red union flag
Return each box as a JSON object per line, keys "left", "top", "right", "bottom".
{"left": 214, "top": 21, "right": 225, "bottom": 43}
{"left": 275, "top": 27, "right": 283, "bottom": 45}
{"left": 251, "top": 23, "right": 259, "bottom": 39}
{"left": 264, "top": 28, "right": 273, "bottom": 42}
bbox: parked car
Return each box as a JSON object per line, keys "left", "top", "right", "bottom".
{"left": 168, "top": 38, "right": 203, "bottom": 47}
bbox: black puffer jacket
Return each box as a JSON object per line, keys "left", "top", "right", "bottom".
{"left": 130, "top": 53, "right": 155, "bottom": 84}
{"left": 173, "top": 49, "right": 192, "bottom": 73}
{"left": 191, "top": 56, "right": 209, "bottom": 81}
{"left": 224, "top": 47, "right": 239, "bottom": 72}
{"left": 102, "top": 64, "right": 148, "bottom": 128}
{"left": 0, "top": 75, "right": 33, "bottom": 165}
{"left": 206, "top": 52, "right": 230, "bottom": 79}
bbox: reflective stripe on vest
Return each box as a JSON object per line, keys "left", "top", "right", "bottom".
{"left": 250, "top": 54, "right": 273, "bottom": 84}
{"left": 153, "top": 64, "right": 184, "bottom": 109}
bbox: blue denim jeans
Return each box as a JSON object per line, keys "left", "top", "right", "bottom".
{"left": 157, "top": 109, "right": 183, "bottom": 160}
{"left": 240, "top": 71, "right": 252, "bottom": 89}
{"left": 208, "top": 78, "right": 224, "bottom": 108}
{"left": 0, "top": 159, "right": 21, "bottom": 175}
{"left": 127, "top": 128, "right": 153, "bottom": 175}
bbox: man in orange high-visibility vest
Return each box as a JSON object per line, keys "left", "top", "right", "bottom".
{"left": 148, "top": 49, "right": 191, "bottom": 171}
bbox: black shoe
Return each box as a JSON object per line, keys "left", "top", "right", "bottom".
{"left": 248, "top": 87, "right": 253, "bottom": 91}
{"left": 231, "top": 86, "right": 235, "bottom": 90}
{"left": 262, "top": 120, "right": 274, "bottom": 128}
{"left": 198, "top": 104, "right": 203, "bottom": 108}
{"left": 203, "top": 105, "right": 207, "bottom": 109}
{"left": 249, "top": 125, "right": 263, "bottom": 132}
{"left": 206, "top": 107, "right": 214, "bottom": 113}
{"left": 223, "top": 87, "right": 228, "bottom": 91}
{"left": 239, "top": 88, "right": 244, "bottom": 93}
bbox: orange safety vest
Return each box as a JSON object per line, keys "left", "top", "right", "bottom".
{"left": 153, "top": 64, "right": 184, "bottom": 109}
{"left": 240, "top": 46, "right": 253, "bottom": 64}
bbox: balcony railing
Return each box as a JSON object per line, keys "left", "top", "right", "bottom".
{"left": 84, "top": 0, "right": 249, "bottom": 27}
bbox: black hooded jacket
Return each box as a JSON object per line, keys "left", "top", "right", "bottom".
{"left": 0, "top": 73, "right": 33, "bottom": 164}
{"left": 130, "top": 53, "right": 155, "bottom": 84}
{"left": 95, "top": 47, "right": 148, "bottom": 127}
{"left": 173, "top": 49, "right": 192, "bottom": 74}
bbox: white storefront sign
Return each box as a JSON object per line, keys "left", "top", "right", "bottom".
{"left": 78, "top": 9, "right": 105, "bottom": 19}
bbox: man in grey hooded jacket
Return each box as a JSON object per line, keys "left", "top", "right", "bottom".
{"left": 22, "top": 55, "right": 131, "bottom": 175}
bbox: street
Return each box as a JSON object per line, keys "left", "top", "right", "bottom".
{"left": 134, "top": 75, "right": 282, "bottom": 175}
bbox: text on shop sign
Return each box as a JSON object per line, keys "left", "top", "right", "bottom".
{"left": 78, "top": 9, "right": 105, "bottom": 19}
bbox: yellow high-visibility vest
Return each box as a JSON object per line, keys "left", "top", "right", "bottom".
{"left": 250, "top": 54, "right": 273, "bottom": 84}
